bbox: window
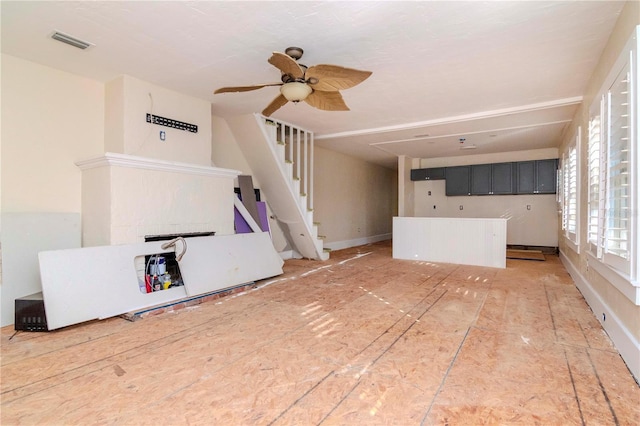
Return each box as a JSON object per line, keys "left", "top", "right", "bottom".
{"left": 585, "top": 32, "right": 636, "bottom": 276}
{"left": 587, "top": 98, "right": 604, "bottom": 256}
{"left": 562, "top": 130, "right": 579, "bottom": 247}
{"left": 605, "top": 64, "right": 631, "bottom": 266}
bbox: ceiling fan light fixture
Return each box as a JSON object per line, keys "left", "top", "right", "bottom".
{"left": 280, "top": 82, "right": 312, "bottom": 102}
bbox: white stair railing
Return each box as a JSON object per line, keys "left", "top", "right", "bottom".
{"left": 263, "top": 116, "right": 315, "bottom": 216}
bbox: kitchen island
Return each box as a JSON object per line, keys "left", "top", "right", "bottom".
{"left": 393, "top": 217, "right": 507, "bottom": 268}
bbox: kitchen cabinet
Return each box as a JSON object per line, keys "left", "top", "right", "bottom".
{"left": 445, "top": 166, "right": 471, "bottom": 196}
{"left": 410, "top": 167, "right": 446, "bottom": 181}
{"left": 491, "top": 162, "right": 515, "bottom": 194}
{"left": 470, "top": 162, "right": 515, "bottom": 195}
{"left": 516, "top": 159, "right": 557, "bottom": 194}
{"left": 535, "top": 159, "right": 557, "bottom": 194}
{"left": 471, "top": 164, "right": 492, "bottom": 195}
{"left": 417, "top": 159, "right": 556, "bottom": 196}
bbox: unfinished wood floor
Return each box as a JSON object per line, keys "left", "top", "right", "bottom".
{"left": 2, "top": 241, "right": 639, "bottom": 425}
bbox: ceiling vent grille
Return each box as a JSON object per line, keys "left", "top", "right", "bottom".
{"left": 51, "top": 31, "right": 92, "bottom": 50}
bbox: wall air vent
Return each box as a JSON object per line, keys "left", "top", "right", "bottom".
{"left": 51, "top": 31, "right": 92, "bottom": 50}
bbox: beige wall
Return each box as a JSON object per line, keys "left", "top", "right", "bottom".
{"left": 105, "top": 75, "right": 212, "bottom": 166}
{"left": 1, "top": 54, "right": 105, "bottom": 213}
{"left": 313, "top": 146, "right": 395, "bottom": 248}
{"left": 557, "top": 1, "right": 640, "bottom": 381}
{"left": 411, "top": 148, "right": 560, "bottom": 247}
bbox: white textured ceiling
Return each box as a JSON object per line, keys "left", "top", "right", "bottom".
{"left": 1, "top": 1, "right": 625, "bottom": 168}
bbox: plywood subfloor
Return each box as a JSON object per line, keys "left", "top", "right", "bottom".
{"left": 2, "top": 241, "right": 638, "bottom": 425}
{"left": 506, "top": 248, "right": 546, "bottom": 261}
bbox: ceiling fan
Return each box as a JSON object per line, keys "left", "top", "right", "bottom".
{"left": 214, "top": 47, "right": 372, "bottom": 117}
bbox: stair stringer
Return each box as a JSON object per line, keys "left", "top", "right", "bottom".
{"left": 225, "top": 114, "right": 328, "bottom": 260}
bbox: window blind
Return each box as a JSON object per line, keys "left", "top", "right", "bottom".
{"left": 587, "top": 107, "right": 602, "bottom": 250}
{"left": 605, "top": 65, "right": 631, "bottom": 260}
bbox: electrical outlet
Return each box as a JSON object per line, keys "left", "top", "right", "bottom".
{"left": 160, "top": 131, "right": 166, "bottom": 141}
{"left": 527, "top": 205, "right": 531, "bottom": 210}
{"left": 428, "top": 191, "right": 432, "bottom": 196}
{"left": 459, "top": 205, "right": 463, "bottom": 210}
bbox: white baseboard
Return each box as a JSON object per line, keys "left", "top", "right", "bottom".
{"left": 323, "top": 233, "right": 392, "bottom": 252}
{"left": 278, "top": 250, "right": 297, "bottom": 260}
{"left": 560, "top": 250, "right": 640, "bottom": 383}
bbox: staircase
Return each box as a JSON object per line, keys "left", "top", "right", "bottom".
{"left": 225, "top": 113, "right": 329, "bottom": 260}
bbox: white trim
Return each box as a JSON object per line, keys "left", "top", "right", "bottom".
{"left": 587, "top": 252, "right": 640, "bottom": 305}
{"left": 560, "top": 250, "right": 640, "bottom": 382}
{"left": 369, "top": 119, "right": 572, "bottom": 147}
{"left": 324, "top": 233, "right": 392, "bottom": 252}
{"left": 76, "top": 152, "right": 241, "bottom": 178}
{"left": 316, "top": 97, "right": 583, "bottom": 140}
{"left": 278, "top": 250, "right": 296, "bottom": 261}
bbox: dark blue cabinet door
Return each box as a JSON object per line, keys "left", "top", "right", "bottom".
{"left": 492, "top": 162, "right": 515, "bottom": 194}
{"left": 517, "top": 160, "right": 556, "bottom": 194}
{"left": 410, "top": 167, "right": 446, "bottom": 181}
{"left": 446, "top": 166, "right": 471, "bottom": 196}
{"left": 471, "top": 164, "right": 491, "bottom": 195}
{"left": 535, "top": 159, "right": 557, "bottom": 194}
{"left": 410, "top": 169, "right": 428, "bottom": 181}
{"left": 517, "top": 161, "right": 536, "bottom": 193}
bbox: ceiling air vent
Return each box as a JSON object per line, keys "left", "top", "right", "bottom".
{"left": 51, "top": 31, "right": 92, "bottom": 50}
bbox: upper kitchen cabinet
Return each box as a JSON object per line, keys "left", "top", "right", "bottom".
{"left": 491, "top": 162, "right": 516, "bottom": 194}
{"left": 470, "top": 162, "right": 515, "bottom": 195}
{"left": 516, "top": 159, "right": 558, "bottom": 194}
{"left": 446, "top": 166, "right": 471, "bottom": 196}
{"left": 471, "top": 164, "right": 492, "bottom": 195}
{"left": 410, "top": 167, "right": 446, "bottom": 181}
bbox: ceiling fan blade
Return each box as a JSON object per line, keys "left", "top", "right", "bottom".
{"left": 268, "top": 52, "right": 304, "bottom": 80}
{"left": 262, "top": 93, "right": 289, "bottom": 117}
{"left": 214, "top": 83, "right": 282, "bottom": 94}
{"left": 304, "top": 90, "right": 349, "bottom": 111}
{"left": 306, "top": 65, "right": 372, "bottom": 92}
